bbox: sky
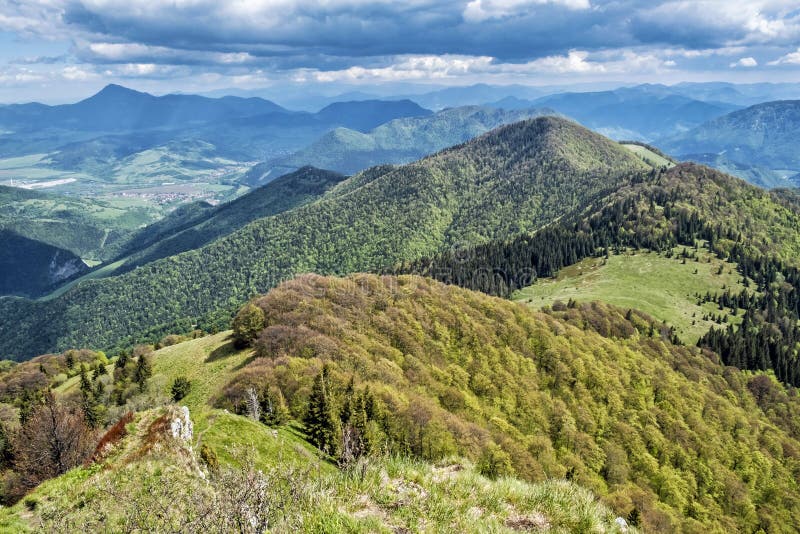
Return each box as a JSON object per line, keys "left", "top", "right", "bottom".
{"left": 1, "top": 0, "right": 800, "bottom": 103}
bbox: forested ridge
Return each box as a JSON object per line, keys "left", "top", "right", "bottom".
{"left": 0, "top": 117, "right": 649, "bottom": 360}
{"left": 396, "top": 163, "right": 800, "bottom": 385}
{"left": 110, "top": 166, "right": 347, "bottom": 273}
{"left": 220, "top": 273, "right": 800, "bottom": 532}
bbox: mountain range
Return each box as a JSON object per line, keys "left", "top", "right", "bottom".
{"left": 3, "top": 107, "right": 800, "bottom": 532}
{"left": 657, "top": 100, "right": 800, "bottom": 187}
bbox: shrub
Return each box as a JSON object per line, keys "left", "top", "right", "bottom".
{"left": 232, "top": 303, "right": 266, "bottom": 348}
{"left": 171, "top": 377, "right": 192, "bottom": 402}
{"left": 200, "top": 443, "right": 219, "bottom": 472}
{"left": 477, "top": 443, "right": 516, "bottom": 479}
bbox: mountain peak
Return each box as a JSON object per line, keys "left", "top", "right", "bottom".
{"left": 86, "top": 84, "right": 153, "bottom": 102}
{"left": 461, "top": 115, "right": 649, "bottom": 173}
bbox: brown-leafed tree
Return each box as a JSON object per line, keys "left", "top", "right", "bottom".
{"left": 10, "top": 391, "right": 95, "bottom": 499}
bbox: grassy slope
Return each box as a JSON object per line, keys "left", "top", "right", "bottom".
{"left": 621, "top": 143, "right": 674, "bottom": 168}
{"left": 514, "top": 246, "right": 746, "bottom": 344}
{"left": 3, "top": 331, "right": 630, "bottom": 533}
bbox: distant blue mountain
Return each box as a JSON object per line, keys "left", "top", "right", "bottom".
{"left": 491, "top": 86, "right": 739, "bottom": 141}
{"left": 314, "top": 99, "right": 431, "bottom": 132}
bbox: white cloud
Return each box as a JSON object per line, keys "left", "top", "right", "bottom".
{"left": 310, "top": 55, "right": 496, "bottom": 82}
{"left": 307, "top": 49, "right": 675, "bottom": 84}
{"left": 730, "top": 56, "right": 758, "bottom": 67}
{"left": 768, "top": 48, "right": 800, "bottom": 65}
{"left": 61, "top": 65, "right": 97, "bottom": 81}
{"left": 463, "top": 0, "right": 590, "bottom": 22}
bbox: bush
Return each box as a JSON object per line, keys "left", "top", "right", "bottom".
{"left": 477, "top": 443, "right": 516, "bottom": 479}
{"left": 232, "top": 303, "right": 266, "bottom": 348}
{"left": 199, "top": 443, "right": 219, "bottom": 472}
{"left": 171, "top": 377, "right": 192, "bottom": 402}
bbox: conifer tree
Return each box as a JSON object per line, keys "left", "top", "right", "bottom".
{"left": 261, "top": 386, "right": 290, "bottom": 426}
{"left": 303, "top": 366, "right": 340, "bottom": 456}
{"left": 133, "top": 353, "right": 152, "bottom": 392}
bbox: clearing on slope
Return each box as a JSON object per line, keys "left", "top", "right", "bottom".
{"left": 513, "top": 245, "right": 747, "bottom": 344}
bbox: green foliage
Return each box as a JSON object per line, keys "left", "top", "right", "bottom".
{"left": 477, "top": 443, "right": 516, "bottom": 479}
{"left": 170, "top": 377, "right": 191, "bottom": 402}
{"left": 221, "top": 273, "right": 800, "bottom": 533}
{"left": 231, "top": 303, "right": 265, "bottom": 349}
{"left": 199, "top": 444, "right": 219, "bottom": 472}
{"left": 133, "top": 353, "right": 152, "bottom": 393}
{"left": 110, "top": 167, "right": 347, "bottom": 275}
{"left": 260, "top": 386, "right": 290, "bottom": 426}
{"left": 0, "top": 117, "right": 650, "bottom": 360}
{"left": 303, "top": 366, "right": 341, "bottom": 457}
{"left": 0, "top": 407, "right": 633, "bottom": 533}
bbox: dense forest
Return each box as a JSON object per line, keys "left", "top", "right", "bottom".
{"left": 219, "top": 273, "right": 800, "bottom": 532}
{"left": 396, "top": 163, "right": 800, "bottom": 386}
{"left": 0, "top": 117, "right": 650, "bottom": 359}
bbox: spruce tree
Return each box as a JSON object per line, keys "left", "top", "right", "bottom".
{"left": 133, "top": 353, "right": 152, "bottom": 392}
{"left": 303, "top": 366, "right": 340, "bottom": 456}
{"left": 262, "top": 386, "right": 290, "bottom": 426}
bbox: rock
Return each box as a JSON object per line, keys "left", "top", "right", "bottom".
{"left": 170, "top": 406, "right": 193, "bottom": 442}
{"left": 615, "top": 516, "right": 628, "bottom": 531}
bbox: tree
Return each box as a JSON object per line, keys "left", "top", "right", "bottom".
{"left": 232, "top": 303, "right": 266, "bottom": 349}
{"left": 477, "top": 443, "right": 515, "bottom": 479}
{"left": 171, "top": 377, "right": 192, "bottom": 402}
{"left": 11, "top": 392, "right": 95, "bottom": 499}
{"left": 261, "top": 386, "right": 290, "bottom": 426}
{"left": 133, "top": 353, "right": 152, "bottom": 393}
{"left": 0, "top": 421, "right": 13, "bottom": 469}
{"left": 303, "top": 366, "right": 340, "bottom": 456}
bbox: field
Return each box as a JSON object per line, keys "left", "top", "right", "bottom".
{"left": 513, "top": 246, "right": 747, "bottom": 344}
{"left": 621, "top": 143, "right": 675, "bottom": 168}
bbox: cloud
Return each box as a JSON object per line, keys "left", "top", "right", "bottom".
{"left": 0, "top": 0, "right": 798, "bottom": 98}
{"left": 730, "top": 57, "right": 758, "bottom": 67}
{"left": 463, "top": 0, "right": 590, "bottom": 23}
{"left": 768, "top": 48, "right": 800, "bottom": 65}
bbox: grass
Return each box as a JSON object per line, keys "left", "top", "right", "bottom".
{"left": 513, "top": 246, "right": 747, "bottom": 344}
{"left": 621, "top": 143, "right": 674, "bottom": 168}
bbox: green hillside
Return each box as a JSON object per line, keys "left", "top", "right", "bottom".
{"left": 249, "top": 106, "right": 554, "bottom": 178}
{"left": 0, "top": 185, "right": 163, "bottom": 261}
{"left": 513, "top": 246, "right": 747, "bottom": 344}
{"left": 620, "top": 142, "right": 675, "bottom": 168}
{"left": 658, "top": 100, "right": 800, "bottom": 186}
{"left": 0, "top": 117, "right": 650, "bottom": 360}
{"left": 112, "top": 166, "right": 347, "bottom": 273}
{"left": 4, "top": 274, "right": 800, "bottom": 531}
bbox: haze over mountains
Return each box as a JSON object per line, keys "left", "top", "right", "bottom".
{"left": 658, "top": 100, "right": 800, "bottom": 187}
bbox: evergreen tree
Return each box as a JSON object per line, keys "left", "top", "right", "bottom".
{"left": 261, "top": 386, "right": 290, "bottom": 426}
{"left": 133, "top": 354, "right": 152, "bottom": 392}
{"left": 303, "top": 366, "right": 340, "bottom": 456}
{"left": 171, "top": 377, "right": 191, "bottom": 402}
